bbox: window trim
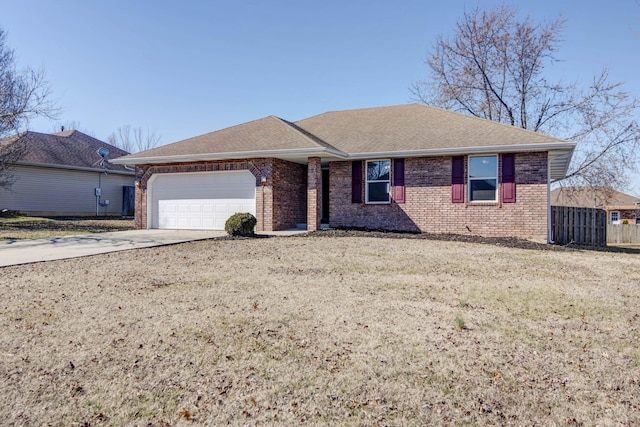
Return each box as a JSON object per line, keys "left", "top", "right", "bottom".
{"left": 610, "top": 210, "right": 621, "bottom": 224}
{"left": 365, "top": 159, "right": 391, "bottom": 204}
{"left": 468, "top": 154, "right": 498, "bottom": 203}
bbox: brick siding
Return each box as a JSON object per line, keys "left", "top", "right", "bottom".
{"left": 134, "top": 158, "right": 306, "bottom": 231}
{"left": 329, "top": 152, "right": 549, "bottom": 241}
{"left": 612, "top": 209, "right": 640, "bottom": 224}
{"left": 271, "top": 159, "right": 307, "bottom": 230}
{"left": 306, "top": 157, "right": 322, "bottom": 231}
{"left": 134, "top": 152, "right": 549, "bottom": 239}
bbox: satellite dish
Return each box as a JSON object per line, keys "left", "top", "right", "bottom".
{"left": 95, "top": 147, "right": 111, "bottom": 171}
{"left": 97, "top": 147, "right": 110, "bottom": 159}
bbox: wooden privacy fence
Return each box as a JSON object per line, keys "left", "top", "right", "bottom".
{"left": 551, "top": 206, "right": 607, "bottom": 246}
{"left": 607, "top": 224, "right": 640, "bottom": 245}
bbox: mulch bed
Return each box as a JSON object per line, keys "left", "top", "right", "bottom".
{"left": 296, "top": 227, "right": 640, "bottom": 254}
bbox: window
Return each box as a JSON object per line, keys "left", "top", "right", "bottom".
{"left": 610, "top": 211, "right": 620, "bottom": 224}
{"left": 366, "top": 159, "right": 391, "bottom": 203}
{"left": 468, "top": 155, "right": 497, "bottom": 202}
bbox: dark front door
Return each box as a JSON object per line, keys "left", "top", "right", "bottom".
{"left": 321, "top": 168, "right": 329, "bottom": 224}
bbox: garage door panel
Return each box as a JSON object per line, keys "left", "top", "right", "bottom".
{"left": 151, "top": 171, "right": 256, "bottom": 230}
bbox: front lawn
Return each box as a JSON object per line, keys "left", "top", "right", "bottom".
{"left": 0, "top": 216, "right": 134, "bottom": 240}
{"left": 1, "top": 236, "right": 639, "bottom": 425}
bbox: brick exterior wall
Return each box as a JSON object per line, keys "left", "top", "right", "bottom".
{"left": 134, "top": 158, "right": 306, "bottom": 231}
{"left": 134, "top": 152, "right": 549, "bottom": 239}
{"left": 307, "top": 157, "right": 322, "bottom": 231}
{"left": 271, "top": 159, "right": 307, "bottom": 230}
{"left": 610, "top": 209, "right": 640, "bottom": 224}
{"left": 329, "top": 152, "right": 549, "bottom": 241}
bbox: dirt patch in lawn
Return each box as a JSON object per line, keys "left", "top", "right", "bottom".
{"left": 1, "top": 236, "right": 639, "bottom": 425}
{"left": 0, "top": 216, "right": 134, "bottom": 240}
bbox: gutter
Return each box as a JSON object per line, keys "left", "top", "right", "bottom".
{"left": 111, "top": 146, "right": 349, "bottom": 165}
{"left": 347, "top": 141, "right": 576, "bottom": 160}
{"left": 16, "top": 161, "right": 135, "bottom": 176}
{"left": 112, "top": 141, "right": 576, "bottom": 166}
{"left": 547, "top": 161, "right": 554, "bottom": 244}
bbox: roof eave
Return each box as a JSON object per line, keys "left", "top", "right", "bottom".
{"left": 605, "top": 205, "right": 640, "bottom": 210}
{"left": 349, "top": 142, "right": 575, "bottom": 181}
{"left": 111, "top": 147, "right": 349, "bottom": 165}
{"left": 347, "top": 141, "right": 575, "bottom": 159}
{"left": 111, "top": 141, "right": 576, "bottom": 180}
{"left": 16, "top": 161, "right": 135, "bottom": 175}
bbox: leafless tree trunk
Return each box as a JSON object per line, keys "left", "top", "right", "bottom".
{"left": 108, "top": 125, "right": 161, "bottom": 153}
{"left": 51, "top": 120, "right": 93, "bottom": 135}
{"left": 411, "top": 5, "right": 640, "bottom": 191}
{"left": 0, "top": 27, "right": 59, "bottom": 189}
{"left": 107, "top": 125, "right": 133, "bottom": 152}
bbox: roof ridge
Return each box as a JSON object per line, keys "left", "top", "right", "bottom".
{"left": 299, "top": 103, "right": 567, "bottom": 143}
{"left": 276, "top": 118, "right": 343, "bottom": 153}
{"left": 167, "top": 115, "right": 281, "bottom": 146}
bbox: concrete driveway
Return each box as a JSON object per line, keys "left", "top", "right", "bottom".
{"left": 0, "top": 229, "right": 226, "bottom": 267}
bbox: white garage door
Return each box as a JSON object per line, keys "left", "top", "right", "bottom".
{"left": 149, "top": 170, "right": 256, "bottom": 230}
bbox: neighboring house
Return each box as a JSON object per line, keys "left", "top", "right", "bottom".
{"left": 0, "top": 130, "right": 135, "bottom": 216}
{"left": 112, "top": 104, "right": 575, "bottom": 241}
{"left": 551, "top": 186, "right": 640, "bottom": 225}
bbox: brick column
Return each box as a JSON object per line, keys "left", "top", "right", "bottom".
{"left": 135, "top": 185, "right": 146, "bottom": 229}
{"left": 307, "top": 157, "right": 322, "bottom": 231}
{"left": 135, "top": 166, "right": 147, "bottom": 229}
{"left": 257, "top": 184, "right": 273, "bottom": 232}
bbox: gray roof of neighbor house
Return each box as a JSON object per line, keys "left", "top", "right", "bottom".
{"left": 0, "top": 130, "right": 133, "bottom": 175}
{"left": 113, "top": 104, "right": 575, "bottom": 178}
{"left": 551, "top": 186, "right": 640, "bottom": 209}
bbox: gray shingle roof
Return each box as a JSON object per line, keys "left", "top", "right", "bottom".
{"left": 122, "top": 116, "right": 330, "bottom": 159}
{"left": 0, "top": 130, "right": 133, "bottom": 174}
{"left": 551, "top": 186, "right": 640, "bottom": 208}
{"left": 295, "top": 104, "right": 564, "bottom": 154}
{"left": 113, "top": 104, "right": 575, "bottom": 178}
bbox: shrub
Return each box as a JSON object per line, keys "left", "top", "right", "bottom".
{"left": 224, "top": 213, "right": 257, "bottom": 236}
{"left": 622, "top": 219, "right": 629, "bottom": 225}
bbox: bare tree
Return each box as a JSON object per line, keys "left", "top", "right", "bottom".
{"left": 107, "top": 125, "right": 161, "bottom": 153}
{"left": 412, "top": 5, "right": 640, "bottom": 191}
{"left": 0, "top": 27, "right": 59, "bottom": 189}
{"left": 49, "top": 121, "right": 101, "bottom": 140}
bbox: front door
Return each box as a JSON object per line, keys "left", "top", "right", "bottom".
{"left": 321, "top": 168, "right": 329, "bottom": 225}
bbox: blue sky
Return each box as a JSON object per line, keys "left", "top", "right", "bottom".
{"left": 1, "top": 0, "right": 639, "bottom": 193}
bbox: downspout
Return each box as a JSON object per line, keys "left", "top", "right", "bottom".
{"left": 96, "top": 172, "right": 101, "bottom": 217}
{"left": 547, "top": 160, "right": 554, "bottom": 244}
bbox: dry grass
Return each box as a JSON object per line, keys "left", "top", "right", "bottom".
{"left": 0, "top": 216, "right": 134, "bottom": 240}
{"left": 1, "top": 236, "right": 639, "bottom": 426}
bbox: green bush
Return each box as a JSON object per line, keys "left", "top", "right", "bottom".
{"left": 224, "top": 213, "right": 257, "bottom": 236}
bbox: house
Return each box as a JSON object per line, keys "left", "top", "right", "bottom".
{"left": 551, "top": 186, "right": 640, "bottom": 224}
{"left": 0, "top": 130, "right": 135, "bottom": 216}
{"left": 112, "top": 104, "right": 575, "bottom": 241}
